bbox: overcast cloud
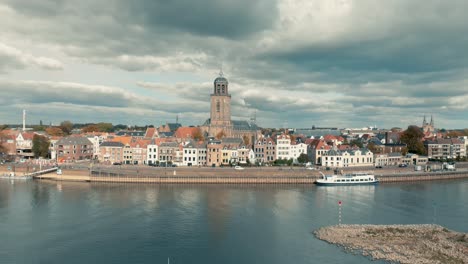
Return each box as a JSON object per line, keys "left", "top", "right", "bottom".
{"left": 0, "top": 0, "right": 467, "bottom": 129}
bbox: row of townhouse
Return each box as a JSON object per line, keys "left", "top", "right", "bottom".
{"left": 374, "top": 153, "right": 428, "bottom": 166}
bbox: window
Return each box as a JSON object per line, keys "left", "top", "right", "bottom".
{"left": 216, "top": 101, "right": 220, "bottom": 112}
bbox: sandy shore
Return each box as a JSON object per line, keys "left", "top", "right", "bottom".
{"left": 315, "top": 224, "right": 468, "bottom": 264}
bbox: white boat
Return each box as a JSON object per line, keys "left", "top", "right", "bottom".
{"left": 315, "top": 172, "right": 378, "bottom": 186}
{"left": 0, "top": 172, "right": 32, "bottom": 180}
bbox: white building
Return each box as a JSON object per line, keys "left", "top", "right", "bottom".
{"left": 182, "top": 141, "right": 207, "bottom": 166}
{"left": 322, "top": 148, "right": 374, "bottom": 168}
{"left": 276, "top": 134, "right": 291, "bottom": 160}
{"left": 290, "top": 142, "right": 308, "bottom": 162}
{"left": 86, "top": 136, "right": 101, "bottom": 159}
{"left": 183, "top": 141, "right": 199, "bottom": 166}
{"left": 147, "top": 144, "right": 159, "bottom": 165}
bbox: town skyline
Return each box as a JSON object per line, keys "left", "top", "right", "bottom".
{"left": 1, "top": 1, "right": 468, "bottom": 128}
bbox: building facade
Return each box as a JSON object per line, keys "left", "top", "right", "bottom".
{"left": 56, "top": 136, "right": 93, "bottom": 162}
{"left": 424, "top": 138, "right": 466, "bottom": 159}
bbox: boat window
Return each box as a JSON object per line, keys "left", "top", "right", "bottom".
{"left": 346, "top": 179, "right": 350, "bottom": 182}
{"left": 369, "top": 178, "right": 372, "bottom": 181}
{"left": 351, "top": 179, "right": 354, "bottom": 182}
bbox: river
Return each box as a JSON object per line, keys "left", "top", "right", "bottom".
{"left": 1, "top": 179, "right": 467, "bottom": 264}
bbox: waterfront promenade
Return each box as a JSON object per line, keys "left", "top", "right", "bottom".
{"left": 1, "top": 164, "right": 466, "bottom": 184}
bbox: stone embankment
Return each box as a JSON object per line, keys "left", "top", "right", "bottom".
{"left": 2, "top": 163, "right": 466, "bottom": 184}
{"left": 315, "top": 224, "right": 468, "bottom": 264}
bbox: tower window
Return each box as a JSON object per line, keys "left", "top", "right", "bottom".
{"left": 216, "top": 101, "right": 220, "bottom": 112}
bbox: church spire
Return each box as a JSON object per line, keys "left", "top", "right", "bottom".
{"left": 422, "top": 115, "right": 426, "bottom": 126}
{"left": 430, "top": 115, "right": 434, "bottom": 126}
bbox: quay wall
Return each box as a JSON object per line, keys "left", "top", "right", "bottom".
{"left": 29, "top": 166, "right": 468, "bottom": 184}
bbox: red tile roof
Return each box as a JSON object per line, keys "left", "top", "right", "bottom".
{"left": 174, "top": 127, "right": 200, "bottom": 139}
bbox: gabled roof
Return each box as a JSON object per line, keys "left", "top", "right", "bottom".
{"left": 111, "top": 136, "right": 132, "bottom": 145}
{"left": 160, "top": 142, "right": 179, "bottom": 148}
{"left": 145, "top": 127, "right": 158, "bottom": 138}
{"left": 19, "top": 132, "right": 36, "bottom": 140}
{"left": 100, "top": 141, "right": 125, "bottom": 147}
{"left": 57, "top": 136, "right": 93, "bottom": 145}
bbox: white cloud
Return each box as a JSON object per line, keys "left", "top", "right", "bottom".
{"left": 0, "top": 42, "right": 63, "bottom": 72}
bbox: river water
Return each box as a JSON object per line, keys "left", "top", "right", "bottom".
{"left": 1, "top": 179, "right": 467, "bottom": 264}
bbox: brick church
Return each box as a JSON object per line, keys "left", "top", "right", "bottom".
{"left": 200, "top": 71, "right": 261, "bottom": 143}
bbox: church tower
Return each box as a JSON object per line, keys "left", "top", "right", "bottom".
{"left": 210, "top": 71, "right": 231, "bottom": 126}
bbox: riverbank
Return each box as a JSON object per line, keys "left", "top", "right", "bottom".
{"left": 314, "top": 224, "right": 468, "bottom": 264}
{"left": 2, "top": 164, "right": 467, "bottom": 184}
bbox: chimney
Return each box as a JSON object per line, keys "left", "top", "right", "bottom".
{"left": 385, "top": 132, "right": 389, "bottom": 145}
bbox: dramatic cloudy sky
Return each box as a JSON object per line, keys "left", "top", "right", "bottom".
{"left": 1, "top": 0, "right": 467, "bottom": 129}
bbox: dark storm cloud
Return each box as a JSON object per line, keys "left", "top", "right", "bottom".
{"left": 2, "top": 0, "right": 468, "bottom": 128}
{"left": 128, "top": 0, "right": 278, "bottom": 39}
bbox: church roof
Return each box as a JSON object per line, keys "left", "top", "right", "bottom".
{"left": 214, "top": 76, "right": 228, "bottom": 83}
{"left": 232, "top": 120, "right": 259, "bottom": 131}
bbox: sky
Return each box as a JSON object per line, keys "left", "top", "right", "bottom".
{"left": 1, "top": 0, "right": 467, "bottom": 129}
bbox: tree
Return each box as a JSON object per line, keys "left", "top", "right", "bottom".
{"left": 193, "top": 128, "right": 204, "bottom": 141}
{"left": 46, "top": 127, "right": 65, "bottom": 136}
{"left": 400, "top": 125, "right": 426, "bottom": 155}
{"left": 60, "top": 121, "right": 73, "bottom": 135}
{"left": 350, "top": 139, "right": 363, "bottom": 148}
{"left": 401, "top": 147, "right": 408, "bottom": 156}
{"left": 367, "top": 142, "right": 378, "bottom": 154}
{"left": 216, "top": 130, "right": 226, "bottom": 140}
{"left": 32, "top": 134, "right": 50, "bottom": 158}
{"left": 446, "top": 131, "right": 463, "bottom": 138}
{"left": 96, "top": 122, "right": 113, "bottom": 132}
{"left": 0, "top": 131, "right": 8, "bottom": 155}
{"left": 242, "top": 135, "right": 250, "bottom": 145}
{"left": 297, "top": 153, "right": 309, "bottom": 164}
{"left": 82, "top": 124, "right": 100, "bottom": 133}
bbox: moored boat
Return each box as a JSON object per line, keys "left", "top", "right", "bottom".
{"left": 315, "top": 172, "right": 378, "bottom": 186}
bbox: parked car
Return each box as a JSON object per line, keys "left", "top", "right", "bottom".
{"left": 234, "top": 166, "right": 244, "bottom": 170}
{"left": 113, "top": 162, "right": 122, "bottom": 165}
{"left": 398, "top": 164, "right": 408, "bottom": 167}
{"left": 375, "top": 165, "right": 383, "bottom": 169}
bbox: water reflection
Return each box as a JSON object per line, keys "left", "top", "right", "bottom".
{"left": 0, "top": 180, "right": 467, "bottom": 264}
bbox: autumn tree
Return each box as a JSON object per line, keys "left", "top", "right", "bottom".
{"left": 0, "top": 131, "right": 8, "bottom": 155}
{"left": 60, "top": 120, "right": 73, "bottom": 135}
{"left": 32, "top": 134, "right": 50, "bottom": 158}
{"left": 193, "top": 128, "right": 204, "bottom": 141}
{"left": 242, "top": 135, "right": 250, "bottom": 145}
{"left": 46, "top": 127, "right": 65, "bottom": 136}
{"left": 216, "top": 130, "right": 226, "bottom": 140}
{"left": 446, "top": 130, "right": 463, "bottom": 138}
{"left": 400, "top": 125, "right": 426, "bottom": 155}
{"left": 367, "top": 142, "right": 378, "bottom": 154}
{"left": 82, "top": 124, "right": 100, "bottom": 133}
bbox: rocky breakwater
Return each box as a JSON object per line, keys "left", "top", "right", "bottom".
{"left": 314, "top": 224, "right": 468, "bottom": 264}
